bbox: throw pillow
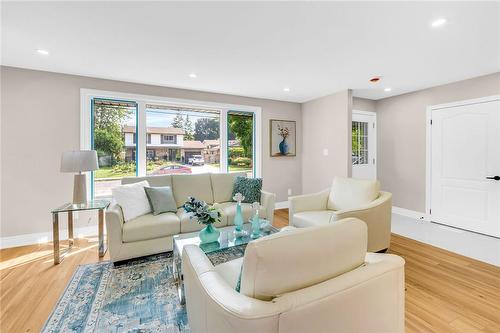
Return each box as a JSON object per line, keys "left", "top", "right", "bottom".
{"left": 144, "top": 186, "right": 177, "bottom": 215}
{"left": 232, "top": 176, "right": 262, "bottom": 203}
{"left": 112, "top": 180, "right": 151, "bottom": 222}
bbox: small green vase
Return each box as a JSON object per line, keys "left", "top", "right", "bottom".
{"left": 199, "top": 224, "right": 220, "bottom": 244}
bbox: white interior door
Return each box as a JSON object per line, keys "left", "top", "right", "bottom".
{"left": 352, "top": 111, "right": 377, "bottom": 180}
{"left": 430, "top": 98, "right": 500, "bottom": 237}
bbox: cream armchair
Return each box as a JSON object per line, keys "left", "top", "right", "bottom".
{"left": 289, "top": 177, "right": 392, "bottom": 252}
{"left": 182, "top": 218, "right": 405, "bottom": 333}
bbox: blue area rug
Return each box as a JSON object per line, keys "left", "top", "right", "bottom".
{"left": 42, "top": 247, "right": 246, "bottom": 333}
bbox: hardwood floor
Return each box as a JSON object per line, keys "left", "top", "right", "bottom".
{"left": 1, "top": 209, "right": 499, "bottom": 332}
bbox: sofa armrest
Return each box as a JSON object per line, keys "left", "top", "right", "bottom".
{"left": 260, "top": 190, "right": 276, "bottom": 224}
{"left": 288, "top": 189, "right": 330, "bottom": 225}
{"left": 331, "top": 192, "right": 393, "bottom": 252}
{"left": 105, "top": 203, "right": 125, "bottom": 261}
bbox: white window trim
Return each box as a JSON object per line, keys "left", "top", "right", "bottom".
{"left": 80, "top": 88, "right": 262, "bottom": 199}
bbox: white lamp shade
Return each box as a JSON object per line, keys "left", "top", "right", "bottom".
{"left": 61, "top": 150, "right": 99, "bottom": 172}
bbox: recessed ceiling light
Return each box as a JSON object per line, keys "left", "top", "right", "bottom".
{"left": 189, "top": 73, "right": 197, "bottom": 78}
{"left": 283, "top": 87, "right": 290, "bottom": 92}
{"left": 384, "top": 87, "right": 392, "bottom": 92}
{"left": 431, "top": 18, "right": 447, "bottom": 28}
{"left": 36, "top": 49, "right": 49, "bottom": 55}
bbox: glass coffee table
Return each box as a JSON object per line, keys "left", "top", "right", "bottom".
{"left": 173, "top": 221, "right": 279, "bottom": 303}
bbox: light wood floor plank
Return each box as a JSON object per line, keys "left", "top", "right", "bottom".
{"left": 1, "top": 209, "right": 499, "bottom": 332}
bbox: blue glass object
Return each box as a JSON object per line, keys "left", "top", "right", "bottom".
{"left": 199, "top": 224, "right": 220, "bottom": 244}
{"left": 234, "top": 202, "right": 244, "bottom": 232}
{"left": 251, "top": 212, "right": 261, "bottom": 239}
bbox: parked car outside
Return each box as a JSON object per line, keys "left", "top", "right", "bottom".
{"left": 152, "top": 164, "right": 192, "bottom": 175}
{"left": 190, "top": 155, "right": 205, "bottom": 166}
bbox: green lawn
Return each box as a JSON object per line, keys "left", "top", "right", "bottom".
{"left": 94, "top": 167, "right": 136, "bottom": 179}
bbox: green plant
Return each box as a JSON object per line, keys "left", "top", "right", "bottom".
{"left": 231, "top": 157, "right": 252, "bottom": 167}
{"left": 183, "top": 197, "right": 221, "bottom": 225}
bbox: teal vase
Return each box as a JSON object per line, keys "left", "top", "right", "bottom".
{"left": 234, "top": 202, "right": 244, "bottom": 232}
{"left": 251, "top": 213, "right": 261, "bottom": 239}
{"left": 199, "top": 224, "right": 220, "bottom": 244}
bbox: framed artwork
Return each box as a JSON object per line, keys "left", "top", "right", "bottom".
{"left": 270, "top": 119, "right": 296, "bottom": 157}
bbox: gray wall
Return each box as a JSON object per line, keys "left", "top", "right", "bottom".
{"left": 302, "top": 90, "right": 352, "bottom": 193}
{"left": 0, "top": 66, "right": 302, "bottom": 238}
{"left": 353, "top": 97, "right": 376, "bottom": 112}
{"left": 375, "top": 72, "right": 500, "bottom": 212}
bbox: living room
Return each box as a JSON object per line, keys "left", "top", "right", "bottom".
{"left": 1, "top": 1, "right": 499, "bottom": 332}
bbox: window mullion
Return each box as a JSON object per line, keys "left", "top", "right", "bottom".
{"left": 137, "top": 101, "right": 147, "bottom": 176}
{"left": 220, "top": 109, "right": 228, "bottom": 173}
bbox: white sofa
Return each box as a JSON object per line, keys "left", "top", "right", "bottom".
{"left": 105, "top": 172, "right": 276, "bottom": 262}
{"left": 182, "top": 218, "right": 405, "bottom": 333}
{"left": 289, "top": 177, "right": 392, "bottom": 252}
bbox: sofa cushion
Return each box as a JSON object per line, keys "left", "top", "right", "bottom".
{"left": 240, "top": 218, "right": 367, "bottom": 301}
{"left": 293, "top": 210, "right": 334, "bottom": 228}
{"left": 144, "top": 186, "right": 177, "bottom": 215}
{"left": 327, "top": 177, "right": 380, "bottom": 211}
{"left": 122, "top": 175, "right": 173, "bottom": 188}
{"left": 216, "top": 202, "right": 264, "bottom": 226}
{"left": 172, "top": 173, "right": 214, "bottom": 208}
{"left": 177, "top": 208, "right": 227, "bottom": 233}
{"left": 122, "top": 212, "right": 180, "bottom": 243}
{"left": 112, "top": 180, "right": 151, "bottom": 222}
{"left": 232, "top": 176, "right": 262, "bottom": 203}
{"left": 211, "top": 172, "right": 246, "bottom": 203}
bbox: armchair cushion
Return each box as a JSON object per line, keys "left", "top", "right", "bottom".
{"left": 328, "top": 177, "right": 380, "bottom": 211}
{"left": 214, "top": 257, "right": 244, "bottom": 290}
{"left": 293, "top": 210, "right": 334, "bottom": 228}
{"left": 240, "top": 218, "right": 368, "bottom": 301}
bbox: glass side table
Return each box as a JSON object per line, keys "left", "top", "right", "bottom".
{"left": 51, "top": 199, "right": 110, "bottom": 264}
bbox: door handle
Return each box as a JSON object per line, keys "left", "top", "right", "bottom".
{"left": 486, "top": 176, "right": 500, "bottom": 181}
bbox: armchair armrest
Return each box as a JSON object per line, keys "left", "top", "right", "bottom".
{"left": 288, "top": 189, "right": 330, "bottom": 225}
{"left": 331, "top": 191, "right": 393, "bottom": 252}
{"left": 260, "top": 190, "right": 276, "bottom": 224}
{"left": 182, "top": 245, "right": 291, "bottom": 332}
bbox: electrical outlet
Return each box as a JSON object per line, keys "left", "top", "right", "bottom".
{"left": 287, "top": 188, "right": 292, "bottom": 196}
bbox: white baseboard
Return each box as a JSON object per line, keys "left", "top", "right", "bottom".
{"left": 275, "top": 201, "right": 289, "bottom": 209}
{"left": 0, "top": 225, "right": 101, "bottom": 249}
{"left": 392, "top": 206, "right": 428, "bottom": 221}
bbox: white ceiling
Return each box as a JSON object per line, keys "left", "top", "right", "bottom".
{"left": 2, "top": 1, "right": 499, "bottom": 103}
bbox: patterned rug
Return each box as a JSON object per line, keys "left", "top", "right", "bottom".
{"left": 42, "top": 246, "right": 246, "bottom": 333}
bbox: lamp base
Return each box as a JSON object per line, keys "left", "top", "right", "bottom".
{"left": 73, "top": 174, "right": 87, "bottom": 205}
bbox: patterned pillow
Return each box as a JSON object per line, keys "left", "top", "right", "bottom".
{"left": 232, "top": 176, "right": 262, "bottom": 203}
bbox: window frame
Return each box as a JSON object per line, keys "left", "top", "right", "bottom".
{"left": 81, "top": 89, "right": 262, "bottom": 200}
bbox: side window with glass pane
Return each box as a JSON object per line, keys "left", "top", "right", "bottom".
{"left": 92, "top": 99, "right": 137, "bottom": 198}
{"left": 352, "top": 121, "right": 369, "bottom": 165}
{"left": 228, "top": 111, "right": 254, "bottom": 177}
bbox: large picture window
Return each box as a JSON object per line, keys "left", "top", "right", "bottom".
{"left": 82, "top": 90, "right": 261, "bottom": 199}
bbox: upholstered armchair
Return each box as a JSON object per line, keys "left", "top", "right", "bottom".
{"left": 182, "top": 218, "right": 405, "bottom": 333}
{"left": 289, "top": 177, "right": 392, "bottom": 252}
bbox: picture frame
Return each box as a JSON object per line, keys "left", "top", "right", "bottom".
{"left": 270, "top": 119, "right": 296, "bottom": 157}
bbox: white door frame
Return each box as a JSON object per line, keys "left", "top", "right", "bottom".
{"left": 425, "top": 95, "right": 500, "bottom": 221}
{"left": 352, "top": 110, "right": 377, "bottom": 179}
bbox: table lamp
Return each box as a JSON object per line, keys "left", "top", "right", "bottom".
{"left": 61, "top": 150, "right": 99, "bottom": 204}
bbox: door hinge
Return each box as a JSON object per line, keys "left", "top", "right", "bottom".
{"left": 372, "top": 123, "right": 375, "bottom": 129}
{"left": 429, "top": 208, "right": 432, "bottom": 214}
{"left": 373, "top": 158, "right": 375, "bottom": 164}
{"left": 430, "top": 119, "right": 433, "bottom": 125}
